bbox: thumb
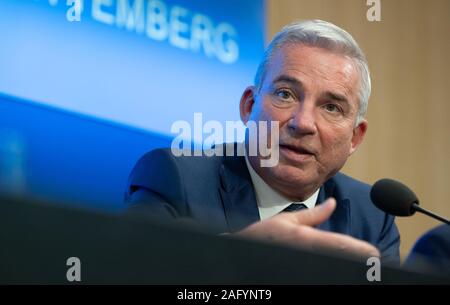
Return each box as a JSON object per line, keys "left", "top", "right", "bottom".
{"left": 293, "top": 198, "right": 336, "bottom": 226}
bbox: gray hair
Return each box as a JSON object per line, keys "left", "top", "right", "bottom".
{"left": 254, "top": 20, "right": 371, "bottom": 125}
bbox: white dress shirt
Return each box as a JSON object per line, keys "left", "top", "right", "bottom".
{"left": 244, "top": 154, "right": 319, "bottom": 220}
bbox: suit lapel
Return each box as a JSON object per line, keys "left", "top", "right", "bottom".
{"left": 316, "top": 178, "right": 352, "bottom": 235}
{"left": 218, "top": 155, "right": 260, "bottom": 232}
{"left": 217, "top": 151, "right": 351, "bottom": 235}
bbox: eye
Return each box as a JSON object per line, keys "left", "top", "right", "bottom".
{"left": 323, "top": 103, "right": 342, "bottom": 113}
{"left": 275, "top": 89, "right": 294, "bottom": 101}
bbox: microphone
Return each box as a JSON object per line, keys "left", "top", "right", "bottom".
{"left": 370, "top": 179, "right": 449, "bottom": 225}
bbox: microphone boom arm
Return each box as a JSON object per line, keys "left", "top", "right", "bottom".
{"left": 412, "top": 203, "right": 450, "bottom": 225}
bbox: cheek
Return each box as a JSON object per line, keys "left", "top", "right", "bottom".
{"left": 268, "top": 106, "right": 295, "bottom": 127}
{"left": 325, "top": 131, "right": 354, "bottom": 158}
{"left": 317, "top": 121, "right": 353, "bottom": 151}
{"left": 251, "top": 97, "right": 292, "bottom": 122}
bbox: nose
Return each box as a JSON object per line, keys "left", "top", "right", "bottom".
{"left": 287, "top": 102, "right": 317, "bottom": 136}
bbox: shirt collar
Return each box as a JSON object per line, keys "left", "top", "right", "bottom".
{"left": 244, "top": 150, "right": 319, "bottom": 220}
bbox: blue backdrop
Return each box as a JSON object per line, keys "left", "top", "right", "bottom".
{"left": 0, "top": 0, "right": 265, "bottom": 211}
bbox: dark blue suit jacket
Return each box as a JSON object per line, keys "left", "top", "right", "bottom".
{"left": 404, "top": 225, "right": 450, "bottom": 275}
{"left": 125, "top": 147, "right": 400, "bottom": 264}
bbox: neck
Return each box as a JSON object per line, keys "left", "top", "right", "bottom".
{"left": 246, "top": 153, "right": 320, "bottom": 202}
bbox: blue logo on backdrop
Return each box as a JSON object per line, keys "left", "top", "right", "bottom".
{"left": 60, "top": 0, "right": 240, "bottom": 64}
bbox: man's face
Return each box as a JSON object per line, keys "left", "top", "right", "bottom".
{"left": 240, "top": 44, "right": 367, "bottom": 200}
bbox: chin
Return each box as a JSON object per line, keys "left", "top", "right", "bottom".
{"left": 267, "top": 162, "right": 319, "bottom": 189}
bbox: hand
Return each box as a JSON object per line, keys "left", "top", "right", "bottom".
{"left": 233, "top": 198, "right": 380, "bottom": 260}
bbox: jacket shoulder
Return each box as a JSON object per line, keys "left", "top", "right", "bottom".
{"left": 331, "top": 172, "right": 371, "bottom": 199}
{"left": 127, "top": 148, "right": 227, "bottom": 191}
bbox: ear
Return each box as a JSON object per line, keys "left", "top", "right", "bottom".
{"left": 349, "top": 119, "right": 368, "bottom": 155}
{"left": 239, "top": 86, "right": 256, "bottom": 124}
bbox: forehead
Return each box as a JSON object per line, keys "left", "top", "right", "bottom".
{"left": 265, "top": 44, "right": 360, "bottom": 101}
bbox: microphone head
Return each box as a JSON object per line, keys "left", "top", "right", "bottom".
{"left": 370, "top": 179, "right": 419, "bottom": 216}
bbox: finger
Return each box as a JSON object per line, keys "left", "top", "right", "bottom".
{"left": 287, "top": 198, "right": 337, "bottom": 227}
{"left": 298, "top": 226, "right": 381, "bottom": 259}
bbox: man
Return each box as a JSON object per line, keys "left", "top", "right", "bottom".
{"left": 125, "top": 20, "right": 400, "bottom": 264}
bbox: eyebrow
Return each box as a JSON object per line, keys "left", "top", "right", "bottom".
{"left": 324, "top": 91, "right": 349, "bottom": 103}
{"left": 272, "top": 75, "right": 304, "bottom": 89}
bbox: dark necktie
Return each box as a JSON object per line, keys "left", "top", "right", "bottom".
{"left": 282, "top": 203, "right": 308, "bottom": 213}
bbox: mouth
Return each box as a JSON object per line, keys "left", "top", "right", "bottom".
{"left": 279, "top": 144, "right": 315, "bottom": 162}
